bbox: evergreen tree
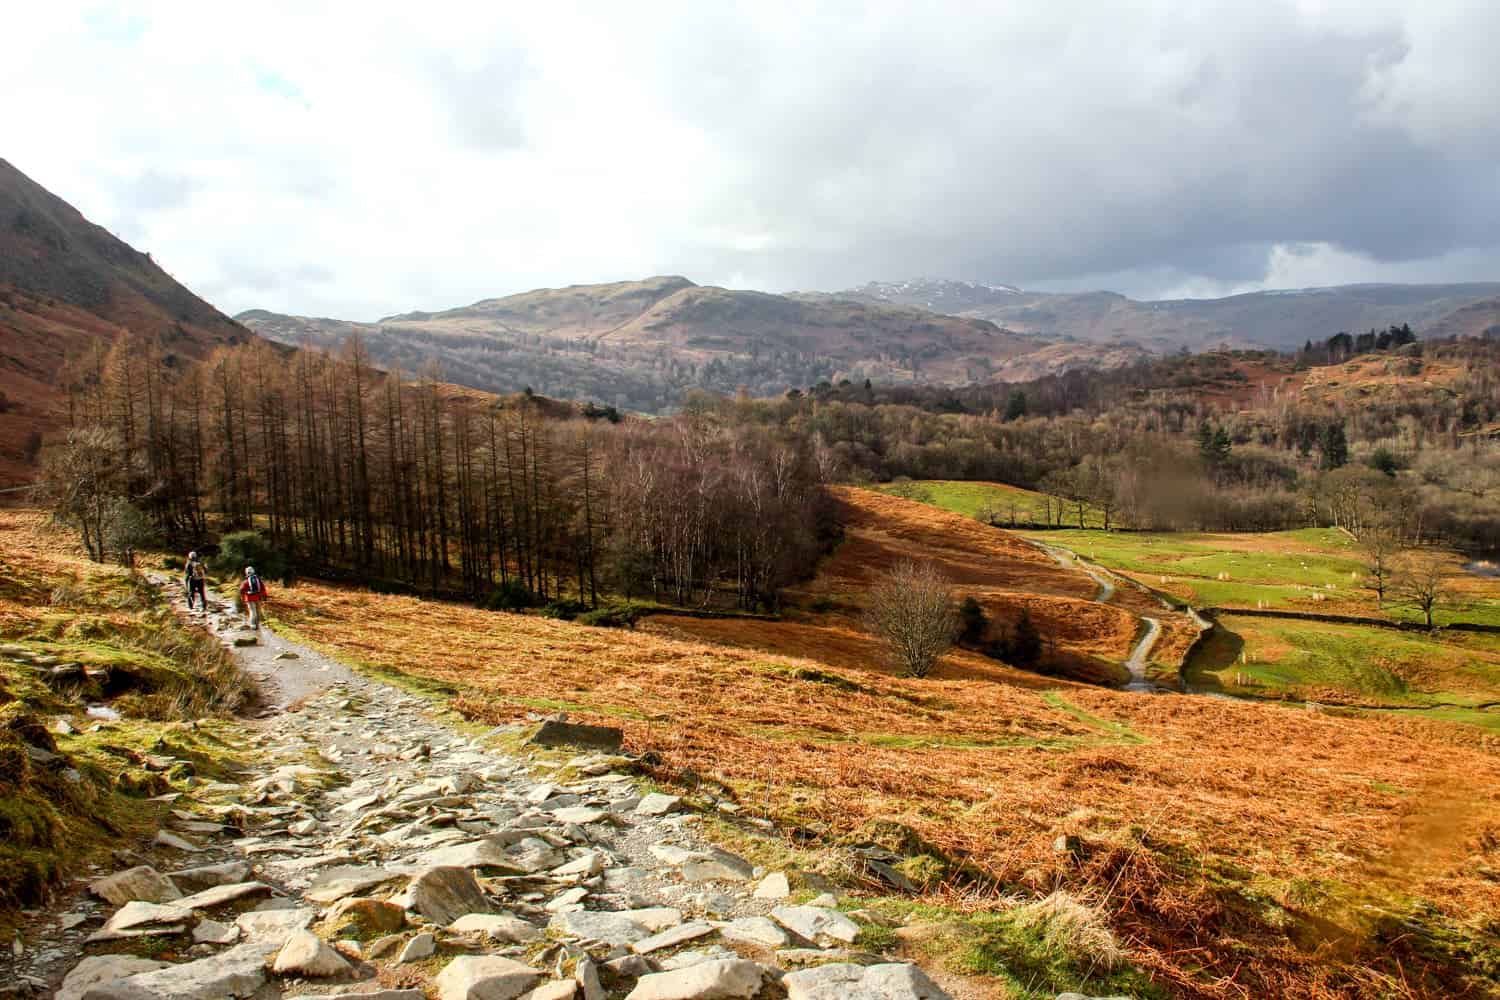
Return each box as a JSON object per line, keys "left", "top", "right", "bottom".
{"left": 1320, "top": 421, "right": 1349, "bottom": 470}
{"left": 1004, "top": 389, "right": 1028, "bottom": 422}
{"left": 1011, "top": 609, "right": 1042, "bottom": 666}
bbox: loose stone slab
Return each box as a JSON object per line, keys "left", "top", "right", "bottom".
{"left": 622, "top": 959, "right": 766, "bottom": 1000}
{"left": 79, "top": 941, "right": 276, "bottom": 1000}
{"left": 403, "top": 866, "right": 492, "bottom": 926}
{"left": 632, "top": 920, "right": 716, "bottom": 954}
{"left": 448, "top": 913, "right": 544, "bottom": 943}
{"left": 752, "top": 872, "right": 790, "bottom": 900}
{"left": 771, "top": 905, "right": 860, "bottom": 945}
{"left": 634, "top": 793, "right": 682, "bottom": 817}
{"left": 718, "top": 916, "right": 788, "bottom": 949}
{"left": 529, "top": 720, "right": 623, "bottom": 752}
{"left": 306, "top": 865, "right": 401, "bottom": 903}
{"left": 434, "top": 955, "right": 542, "bottom": 1000}
{"left": 89, "top": 867, "right": 181, "bottom": 906}
{"left": 782, "top": 962, "right": 953, "bottom": 1000}
{"left": 174, "top": 880, "right": 272, "bottom": 910}
{"left": 273, "top": 929, "right": 352, "bottom": 976}
{"left": 57, "top": 956, "right": 169, "bottom": 1000}
{"left": 235, "top": 905, "right": 316, "bottom": 944}
{"left": 86, "top": 901, "right": 191, "bottom": 943}
{"left": 169, "top": 860, "right": 252, "bottom": 892}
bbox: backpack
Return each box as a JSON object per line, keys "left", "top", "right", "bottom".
{"left": 190, "top": 560, "right": 206, "bottom": 581}
{"left": 246, "top": 574, "right": 262, "bottom": 596}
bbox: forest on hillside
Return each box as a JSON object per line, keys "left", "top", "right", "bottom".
{"left": 716, "top": 333, "right": 1500, "bottom": 552}
{"left": 44, "top": 336, "right": 836, "bottom": 612}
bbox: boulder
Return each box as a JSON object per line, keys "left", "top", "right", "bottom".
{"left": 783, "top": 963, "right": 952, "bottom": 1000}
{"left": 79, "top": 941, "right": 275, "bottom": 1000}
{"left": 273, "top": 929, "right": 352, "bottom": 977}
{"left": 771, "top": 905, "right": 860, "bottom": 945}
{"left": 623, "top": 959, "right": 766, "bottom": 1000}
{"left": 434, "top": 955, "right": 542, "bottom": 1000}
{"left": 57, "top": 956, "right": 169, "bottom": 1000}
{"left": 529, "top": 720, "right": 623, "bottom": 752}
{"left": 89, "top": 867, "right": 181, "bottom": 906}
{"left": 404, "top": 866, "right": 492, "bottom": 926}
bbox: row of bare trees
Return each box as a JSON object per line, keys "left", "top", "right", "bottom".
{"left": 47, "top": 335, "right": 834, "bottom": 610}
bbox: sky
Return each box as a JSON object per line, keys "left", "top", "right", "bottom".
{"left": 7, "top": 1, "right": 1500, "bottom": 320}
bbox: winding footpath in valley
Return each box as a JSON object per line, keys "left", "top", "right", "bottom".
{"left": 4, "top": 582, "right": 1006, "bottom": 1000}
{"left": 1033, "top": 542, "right": 1173, "bottom": 693}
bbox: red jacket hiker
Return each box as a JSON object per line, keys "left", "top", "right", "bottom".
{"left": 239, "top": 568, "right": 268, "bottom": 627}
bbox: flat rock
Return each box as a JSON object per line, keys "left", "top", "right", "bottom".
{"left": 771, "top": 905, "right": 860, "bottom": 945}
{"left": 719, "top": 916, "right": 788, "bottom": 949}
{"left": 752, "top": 872, "right": 790, "bottom": 900}
{"left": 274, "top": 928, "right": 352, "bottom": 976}
{"left": 300, "top": 993, "right": 424, "bottom": 1000}
{"left": 448, "top": 913, "right": 543, "bottom": 943}
{"left": 175, "top": 880, "right": 272, "bottom": 910}
{"left": 550, "top": 806, "right": 611, "bottom": 825}
{"left": 434, "top": 955, "right": 542, "bottom": 1000}
{"left": 79, "top": 941, "right": 275, "bottom": 1000}
{"left": 632, "top": 920, "right": 716, "bottom": 954}
{"left": 524, "top": 983, "right": 579, "bottom": 1000}
{"left": 529, "top": 720, "right": 623, "bottom": 752}
{"left": 192, "top": 918, "right": 239, "bottom": 944}
{"left": 679, "top": 850, "right": 753, "bottom": 883}
{"left": 235, "top": 905, "right": 316, "bottom": 944}
{"left": 782, "top": 963, "right": 952, "bottom": 1000}
{"left": 635, "top": 793, "right": 683, "bottom": 817}
{"left": 86, "top": 901, "right": 191, "bottom": 942}
{"left": 404, "top": 866, "right": 492, "bottom": 926}
{"left": 169, "top": 860, "right": 252, "bottom": 891}
{"left": 57, "top": 956, "right": 169, "bottom": 1000}
{"left": 152, "top": 830, "right": 201, "bottom": 852}
{"left": 421, "top": 837, "right": 527, "bottom": 871}
{"left": 623, "top": 959, "right": 766, "bottom": 1000}
{"left": 307, "top": 865, "right": 400, "bottom": 903}
{"left": 89, "top": 867, "right": 181, "bottom": 906}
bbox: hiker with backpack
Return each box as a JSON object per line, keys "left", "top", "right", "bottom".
{"left": 239, "top": 566, "right": 268, "bottom": 628}
{"left": 184, "top": 551, "right": 208, "bottom": 610}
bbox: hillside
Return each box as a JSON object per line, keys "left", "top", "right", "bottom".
{"left": 0, "top": 159, "right": 251, "bottom": 485}
{"left": 848, "top": 278, "right": 1500, "bottom": 353}
{"left": 239, "top": 278, "right": 1042, "bottom": 412}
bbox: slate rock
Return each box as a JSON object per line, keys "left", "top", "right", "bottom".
{"left": 329, "top": 897, "right": 407, "bottom": 936}
{"left": 79, "top": 941, "right": 275, "bottom": 1000}
{"left": 89, "top": 867, "right": 181, "bottom": 906}
{"left": 632, "top": 920, "right": 716, "bottom": 954}
{"left": 771, "top": 905, "right": 860, "bottom": 944}
{"left": 395, "top": 931, "right": 437, "bottom": 964}
{"left": 169, "top": 860, "right": 252, "bottom": 892}
{"left": 434, "top": 955, "right": 542, "bottom": 1000}
{"left": 718, "top": 916, "right": 788, "bottom": 949}
{"left": 404, "top": 866, "right": 492, "bottom": 926}
{"left": 273, "top": 929, "right": 352, "bottom": 976}
{"left": 623, "top": 959, "right": 766, "bottom": 1000}
{"left": 56, "top": 956, "right": 169, "bottom": 1000}
{"left": 783, "top": 962, "right": 953, "bottom": 1000}
{"left": 529, "top": 720, "right": 623, "bottom": 752}
{"left": 448, "top": 912, "right": 544, "bottom": 943}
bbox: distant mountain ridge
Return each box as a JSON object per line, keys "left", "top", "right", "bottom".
{"left": 843, "top": 277, "right": 1500, "bottom": 352}
{"left": 240, "top": 277, "right": 1045, "bottom": 412}
{"left": 0, "top": 158, "right": 251, "bottom": 485}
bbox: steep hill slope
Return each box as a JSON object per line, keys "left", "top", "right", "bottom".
{"left": 849, "top": 278, "right": 1500, "bottom": 353}
{"left": 240, "top": 278, "right": 1041, "bottom": 412}
{"left": 0, "top": 159, "right": 251, "bottom": 485}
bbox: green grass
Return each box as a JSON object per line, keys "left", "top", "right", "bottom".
{"left": 1040, "top": 691, "right": 1147, "bottom": 745}
{"left": 1187, "top": 615, "right": 1500, "bottom": 728}
{"left": 872, "top": 480, "right": 1106, "bottom": 528}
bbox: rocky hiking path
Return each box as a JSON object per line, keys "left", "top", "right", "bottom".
{"left": 2, "top": 582, "right": 1029, "bottom": 1000}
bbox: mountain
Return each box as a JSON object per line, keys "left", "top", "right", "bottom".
{"left": 0, "top": 158, "right": 252, "bottom": 485}
{"left": 847, "top": 278, "right": 1500, "bottom": 352}
{"left": 240, "top": 278, "right": 1042, "bottom": 412}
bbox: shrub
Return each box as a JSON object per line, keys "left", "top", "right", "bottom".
{"left": 1011, "top": 609, "right": 1043, "bottom": 666}
{"left": 213, "top": 531, "right": 293, "bottom": 583}
{"left": 577, "top": 602, "right": 645, "bottom": 628}
{"left": 540, "top": 599, "right": 587, "bottom": 620}
{"left": 482, "top": 579, "right": 542, "bottom": 612}
{"left": 958, "top": 596, "right": 989, "bottom": 644}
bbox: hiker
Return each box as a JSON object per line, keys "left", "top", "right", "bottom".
{"left": 239, "top": 566, "right": 268, "bottom": 628}
{"left": 184, "top": 551, "right": 208, "bottom": 610}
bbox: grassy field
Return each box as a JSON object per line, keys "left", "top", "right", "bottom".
{"left": 248, "top": 494, "right": 1500, "bottom": 999}
{"left": 874, "top": 480, "right": 1106, "bottom": 528}
{"left": 0, "top": 512, "right": 250, "bottom": 926}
